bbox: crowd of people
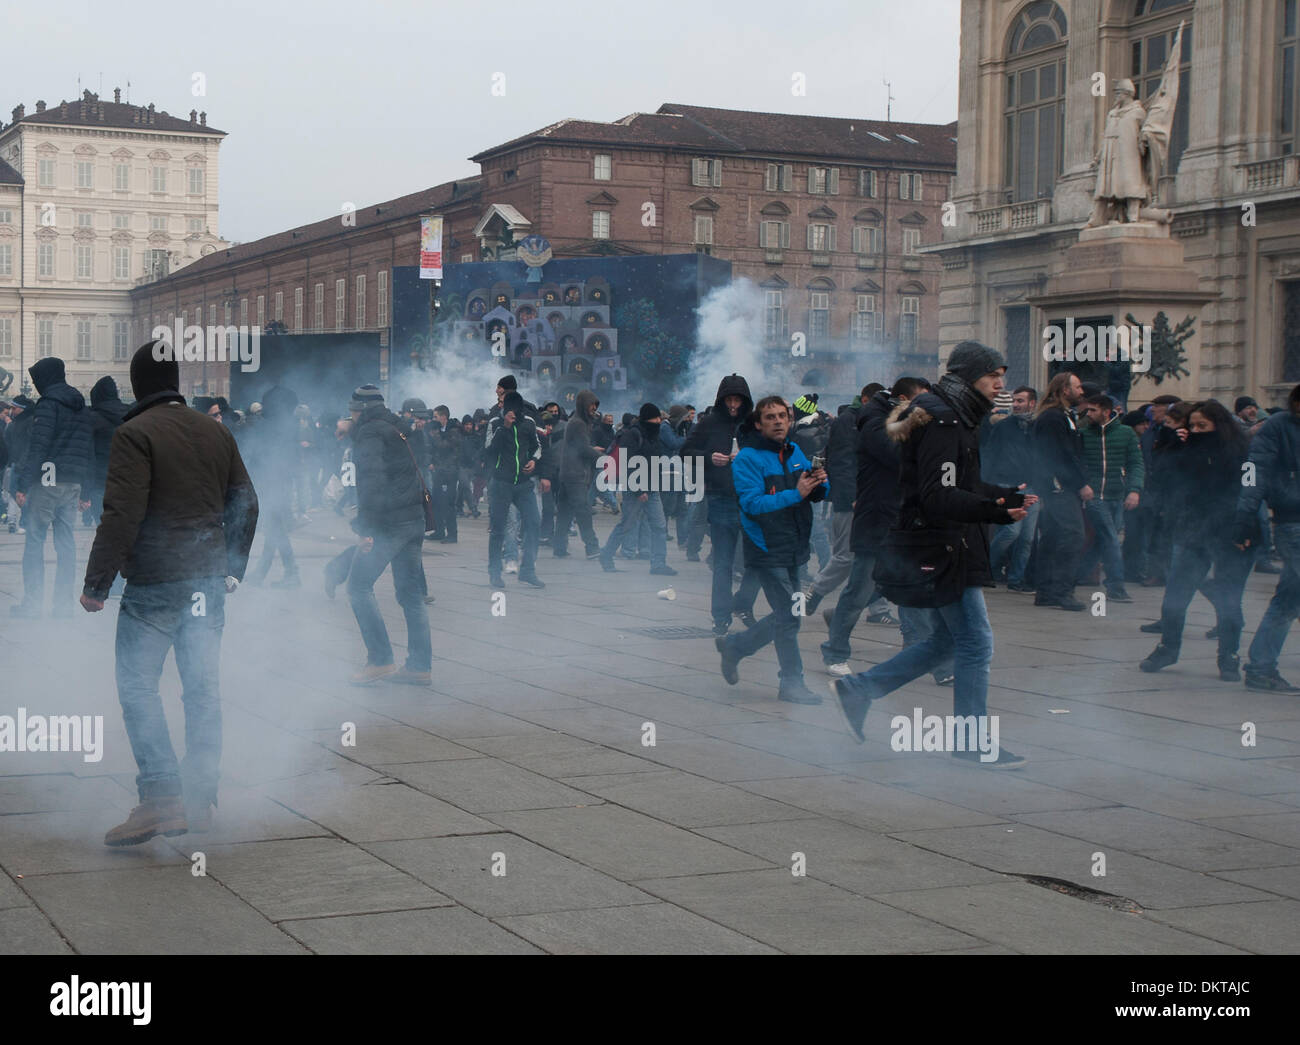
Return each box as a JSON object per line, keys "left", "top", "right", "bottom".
{"left": 1, "top": 339, "right": 1297, "bottom": 840}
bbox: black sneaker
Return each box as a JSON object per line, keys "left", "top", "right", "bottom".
{"left": 600, "top": 558, "right": 618, "bottom": 573}
{"left": 1055, "top": 597, "right": 1086, "bottom": 612}
{"left": 1106, "top": 588, "right": 1133, "bottom": 603}
{"left": 1243, "top": 671, "right": 1300, "bottom": 693}
{"left": 716, "top": 636, "right": 739, "bottom": 685}
{"left": 829, "top": 678, "right": 869, "bottom": 743}
{"left": 649, "top": 565, "right": 678, "bottom": 576}
{"left": 952, "top": 748, "right": 1027, "bottom": 769}
{"left": 1139, "top": 620, "right": 1162, "bottom": 634}
{"left": 489, "top": 574, "right": 504, "bottom": 588}
{"left": 1140, "top": 643, "right": 1179, "bottom": 673}
{"left": 778, "top": 680, "right": 823, "bottom": 705}
{"left": 711, "top": 621, "right": 730, "bottom": 637}
{"left": 865, "top": 611, "right": 897, "bottom": 626}
{"left": 736, "top": 611, "right": 757, "bottom": 629}
{"left": 585, "top": 548, "right": 601, "bottom": 560}
{"left": 803, "top": 590, "right": 823, "bottom": 615}
{"left": 1218, "top": 654, "right": 1241, "bottom": 682}
{"left": 934, "top": 671, "right": 955, "bottom": 686}
{"left": 686, "top": 552, "right": 701, "bottom": 562}
{"left": 1006, "top": 582, "right": 1035, "bottom": 594}
{"left": 1205, "top": 625, "right": 1220, "bottom": 640}
{"left": 519, "top": 574, "right": 546, "bottom": 588}
{"left": 553, "top": 549, "right": 570, "bottom": 558}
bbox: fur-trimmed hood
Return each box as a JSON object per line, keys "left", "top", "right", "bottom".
{"left": 886, "top": 402, "right": 932, "bottom": 443}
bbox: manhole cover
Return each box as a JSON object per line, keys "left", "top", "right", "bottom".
{"left": 629, "top": 626, "right": 716, "bottom": 639}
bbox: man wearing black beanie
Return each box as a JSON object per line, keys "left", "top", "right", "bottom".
{"left": 82, "top": 341, "right": 259, "bottom": 845}
{"left": 598, "top": 403, "right": 677, "bottom": 576}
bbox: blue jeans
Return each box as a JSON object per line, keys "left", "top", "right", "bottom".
{"left": 720, "top": 565, "right": 805, "bottom": 684}
{"left": 21, "top": 482, "right": 81, "bottom": 611}
{"left": 589, "top": 475, "right": 617, "bottom": 511}
{"left": 706, "top": 494, "right": 759, "bottom": 627}
{"left": 1160, "top": 537, "right": 1254, "bottom": 657}
{"left": 603, "top": 491, "right": 667, "bottom": 568}
{"left": 989, "top": 490, "right": 1039, "bottom": 586}
{"left": 821, "top": 549, "right": 879, "bottom": 664}
{"left": 899, "top": 605, "right": 957, "bottom": 683}
{"left": 116, "top": 576, "right": 225, "bottom": 802}
{"left": 838, "top": 586, "right": 993, "bottom": 719}
{"left": 1247, "top": 522, "right": 1300, "bottom": 675}
{"left": 1077, "top": 499, "right": 1127, "bottom": 590}
{"left": 489, "top": 479, "right": 539, "bottom": 576}
{"left": 502, "top": 504, "right": 521, "bottom": 562}
{"left": 347, "top": 522, "right": 432, "bottom": 671}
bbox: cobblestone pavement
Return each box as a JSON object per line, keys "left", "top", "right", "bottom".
{"left": 1, "top": 508, "right": 1297, "bottom": 954}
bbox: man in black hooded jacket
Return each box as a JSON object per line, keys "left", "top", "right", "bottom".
{"left": 12, "top": 357, "right": 93, "bottom": 618}
{"left": 85, "top": 376, "right": 130, "bottom": 527}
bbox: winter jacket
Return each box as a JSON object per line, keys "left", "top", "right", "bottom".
{"left": 428, "top": 422, "right": 461, "bottom": 471}
{"left": 823, "top": 403, "right": 862, "bottom": 512}
{"left": 1163, "top": 430, "right": 1247, "bottom": 547}
{"left": 733, "top": 435, "right": 827, "bottom": 569}
{"left": 88, "top": 376, "right": 130, "bottom": 490}
{"left": 1237, "top": 406, "right": 1300, "bottom": 527}
{"left": 560, "top": 391, "right": 602, "bottom": 485}
{"left": 1079, "top": 413, "right": 1144, "bottom": 501}
{"left": 4, "top": 409, "right": 34, "bottom": 479}
{"left": 980, "top": 410, "right": 1036, "bottom": 489}
{"left": 484, "top": 413, "right": 543, "bottom": 484}
{"left": 680, "top": 374, "right": 753, "bottom": 499}
{"left": 789, "top": 412, "right": 831, "bottom": 468}
{"left": 17, "top": 358, "right": 94, "bottom": 493}
{"left": 1032, "top": 406, "right": 1088, "bottom": 495}
{"left": 350, "top": 404, "right": 427, "bottom": 535}
{"left": 83, "top": 393, "right": 259, "bottom": 596}
{"left": 851, "top": 391, "right": 904, "bottom": 550}
{"left": 886, "top": 379, "right": 1020, "bottom": 589}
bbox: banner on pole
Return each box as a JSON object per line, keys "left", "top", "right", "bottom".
{"left": 420, "top": 216, "right": 443, "bottom": 280}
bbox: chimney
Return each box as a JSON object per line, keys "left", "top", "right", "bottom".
{"left": 190, "top": 109, "right": 197, "bottom": 124}
{"left": 199, "top": 111, "right": 206, "bottom": 126}
{"left": 114, "top": 87, "right": 121, "bottom": 103}
{"left": 10, "top": 104, "right": 23, "bottom": 122}
{"left": 35, "top": 100, "right": 45, "bottom": 113}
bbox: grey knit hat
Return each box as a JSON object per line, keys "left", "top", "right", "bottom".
{"left": 946, "top": 341, "right": 1007, "bottom": 386}
{"left": 350, "top": 384, "right": 384, "bottom": 411}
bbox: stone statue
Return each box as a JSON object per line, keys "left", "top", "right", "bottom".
{"left": 1086, "top": 22, "right": 1183, "bottom": 228}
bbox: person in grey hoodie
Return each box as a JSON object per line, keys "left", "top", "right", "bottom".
{"left": 12, "top": 357, "right": 93, "bottom": 618}
{"left": 554, "top": 389, "right": 603, "bottom": 559}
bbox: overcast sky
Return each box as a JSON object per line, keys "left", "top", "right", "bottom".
{"left": 9, "top": 0, "right": 962, "bottom": 244}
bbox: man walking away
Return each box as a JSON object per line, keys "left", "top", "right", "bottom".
{"left": 1032, "top": 371, "right": 1090, "bottom": 611}
{"left": 555, "top": 390, "right": 603, "bottom": 559}
{"left": 85, "top": 376, "right": 130, "bottom": 528}
{"left": 715, "top": 396, "right": 828, "bottom": 705}
{"left": 1235, "top": 383, "right": 1300, "bottom": 692}
{"left": 82, "top": 342, "right": 258, "bottom": 844}
{"left": 12, "top": 357, "right": 93, "bottom": 618}
{"left": 830, "top": 343, "right": 1033, "bottom": 768}
{"left": 346, "top": 384, "right": 434, "bottom": 686}
{"left": 485, "top": 390, "right": 545, "bottom": 588}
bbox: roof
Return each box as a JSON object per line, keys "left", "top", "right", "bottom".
{"left": 470, "top": 102, "right": 956, "bottom": 167}
{"left": 136, "top": 176, "right": 482, "bottom": 286}
{"left": 0, "top": 157, "right": 21, "bottom": 185}
{"left": 3, "top": 92, "right": 225, "bottom": 136}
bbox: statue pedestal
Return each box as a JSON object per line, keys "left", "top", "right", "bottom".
{"left": 1027, "top": 223, "right": 1216, "bottom": 403}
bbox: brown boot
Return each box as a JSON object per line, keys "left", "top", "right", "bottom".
{"left": 104, "top": 797, "right": 188, "bottom": 847}
{"left": 349, "top": 663, "right": 398, "bottom": 686}
{"left": 390, "top": 669, "right": 431, "bottom": 686}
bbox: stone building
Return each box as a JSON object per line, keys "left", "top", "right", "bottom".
{"left": 0, "top": 90, "right": 226, "bottom": 393}
{"left": 937, "top": 0, "right": 1300, "bottom": 407}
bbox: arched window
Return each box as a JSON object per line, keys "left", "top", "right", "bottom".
{"left": 1004, "top": 2, "right": 1068, "bottom": 202}
{"left": 1130, "top": 1, "right": 1194, "bottom": 177}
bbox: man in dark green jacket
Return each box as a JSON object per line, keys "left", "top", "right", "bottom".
{"left": 1076, "top": 393, "right": 1144, "bottom": 601}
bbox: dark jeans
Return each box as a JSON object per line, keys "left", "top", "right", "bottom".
{"left": 1124, "top": 502, "right": 1155, "bottom": 582}
{"left": 1077, "top": 499, "right": 1127, "bottom": 590}
{"left": 116, "top": 576, "right": 225, "bottom": 802}
{"left": 720, "top": 565, "right": 805, "bottom": 684}
{"left": 680, "top": 496, "right": 707, "bottom": 554}
{"left": 989, "top": 489, "right": 1039, "bottom": 586}
{"left": 21, "top": 482, "right": 80, "bottom": 611}
{"left": 347, "top": 523, "right": 431, "bottom": 671}
{"left": 1036, "top": 490, "right": 1085, "bottom": 601}
{"left": 249, "top": 501, "right": 296, "bottom": 582}
{"left": 431, "top": 468, "right": 457, "bottom": 539}
{"left": 707, "top": 494, "right": 758, "bottom": 627}
{"left": 1247, "top": 522, "right": 1300, "bottom": 675}
{"left": 821, "top": 549, "right": 880, "bottom": 664}
{"left": 838, "top": 586, "right": 993, "bottom": 719}
{"left": 604, "top": 491, "right": 667, "bottom": 567}
{"left": 1160, "top": 537, "right": 1254, "bottom": 658}
{"left": 488, "top": 478, "right": 539, "bottom": 577}
{"left": 555, "top": 479, "right": 598, "bottom": 555}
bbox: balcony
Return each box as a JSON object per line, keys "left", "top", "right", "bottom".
{"left": 764, "top": 249, "right": 784, "bottom": 264}
{"left": 901, "top": 256, "right": 922, "bottom": 271}
{"left": 855, "top": 255, "right": 878, "bottom": 270}
{"left": 810, "top": 253, "right": 832, "bottom": 267}
{"left": 1238, "top": 156, "right": 1300, "bottom": 194}
{"left": 971, "top": 199, "right": 1051, "bottom": 236}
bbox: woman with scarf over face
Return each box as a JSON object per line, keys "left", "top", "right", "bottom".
{"left": 1140, "top": 399, "right": 1254, "bottom": 680}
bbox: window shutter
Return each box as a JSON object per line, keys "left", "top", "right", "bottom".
{"left": 711, "top": 161, "right": 722, "bottom": 187}
{"left": 781, "top": 164, "right": 792, "bottom": 191}
{"left": 852, "top": 226, "right": 861, "bottom": 253}
{"left": 692, "top": 158, "right": 705, "bottom": 186}
{"left": 781, "top": 221, "right": 790, "bottom": 248}
{"left": 900, "top": 173, "right": 909, "bottom": 200}
{"left": 806, "top": 223, "right": 814, "bottom": 250}
{"left": 759, "top": 222, "right": 768, "bottom": 248}
{"left": 829, "top": 168, "right": 839, "bottom": 194}
{"left": 828, "top": 225, "right": 837, "bottom": 252}
{"left": 765, "top": 165, "right": 775, "bottom": 192}
{"left": 912, "top": 174, "right": 922, "bottom": 201}
{"left": 807, "top": 169, "right": 815, "bottom": 194}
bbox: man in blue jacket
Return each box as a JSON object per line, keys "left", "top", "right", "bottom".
{"left": 715, "top": 395, "right": 828, "bottom": 705}
{"left": 1234, "top": 383, "right": 1300, "bottom": 692}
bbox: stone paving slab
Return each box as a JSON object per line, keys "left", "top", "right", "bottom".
{"left": 379, "top": 758, "right": 597, "bottom": 813}
{"left": 494, "top": 902, "right": 778, "bottom": 954}
{"left": 1145, "top": 899, "right": 1300, "bottom": 953}
{"left": 456, "top": 732, "right": 665, "bottom": 778}
{"left": 279, "top": 906, "right": 544, "bottom": 954}
{"left": 0, "top": 906, "right": 75, "bottom": 954}
{"left": 366, "top": 833, "right": 659, "bottom": 917}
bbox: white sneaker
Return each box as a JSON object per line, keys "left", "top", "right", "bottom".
{"left": 504, "top": 560, "right": 519, "bottom": 574}
{"left": 827, "top": 662, "right": 852, "bottom": 677}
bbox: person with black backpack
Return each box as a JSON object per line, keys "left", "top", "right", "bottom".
{"left": 829, "top": 343, "right": 1033, "bottom": 768}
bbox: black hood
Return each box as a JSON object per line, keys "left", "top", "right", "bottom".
{"left": 713, "top": 374, "right": 753, "bottom": 420}
{"left": 29, "top": 357, "right": 66, "bottom": 395}
{"left": 90, "top": 376, "right": 120, "bottom": 406}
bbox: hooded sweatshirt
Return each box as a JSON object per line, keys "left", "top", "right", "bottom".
{"left": 88, "top": 376, "right": 130, "bottom": 488}
{"left": 17, "top": 357, "right": 93, "bottom": 494}
{"left": 560, "top": 389, "right": 602, "bottom": 485}
{"left": 680, "top": 374, "right": 753, "bottom": 498}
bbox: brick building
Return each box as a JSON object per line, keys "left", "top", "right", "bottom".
{"left": 132, "top": 102, "right": 957, "bottom": 400}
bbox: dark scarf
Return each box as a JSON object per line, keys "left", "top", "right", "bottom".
{"left": 935, "top": 373, "right": 993, "bottom": 428}
{"left": 123, "top": 390, "right": 186, "bottom": 422}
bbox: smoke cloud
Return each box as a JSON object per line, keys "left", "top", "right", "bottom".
{"left": 678, "top": 278, "right": 791, "bottom": 411}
